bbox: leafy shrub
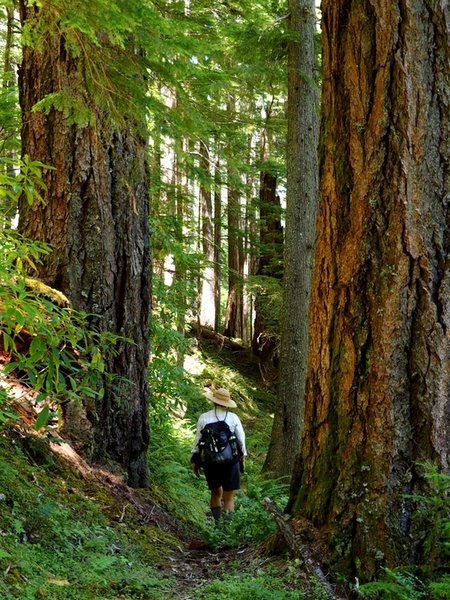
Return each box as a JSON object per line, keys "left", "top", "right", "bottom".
{"left": 0, "top": 235, "right": 113, "bottom": 419}
{"left": 0, "top": 158, "right": 120, "bottom": 427}
{"left": 358, "top": 569, "right": 426, "bottom": 599}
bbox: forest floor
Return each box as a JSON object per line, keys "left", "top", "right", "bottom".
{"left": 0, "top": 332, "right": 327, "bottom": 600}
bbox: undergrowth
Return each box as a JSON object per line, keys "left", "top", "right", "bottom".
{"left": 358, "top": 464, "right": 450, "bottom": 600}
{"left": 194, "top": 567, "right": 303, "bottom": 600}
{"left": 0, "top": 434, "right": 175, "bottom": 600}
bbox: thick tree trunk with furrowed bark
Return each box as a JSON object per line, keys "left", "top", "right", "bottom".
{"left": 17, "top": 1, "right": 151, "bottom": 487}
{"left": 288, "top": 0, "right": 450, "bottom": 580}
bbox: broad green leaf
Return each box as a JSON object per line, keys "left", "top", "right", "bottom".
{"left": 34, "top": 404, "right": 50, "bottom": 430}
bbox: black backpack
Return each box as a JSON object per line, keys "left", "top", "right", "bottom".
{"left": 198, "top": 416, "right": 239, "bottom": 466}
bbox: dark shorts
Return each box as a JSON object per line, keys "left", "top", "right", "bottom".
{"left": 203, "top": 461, "right": 240, "bottom": 491}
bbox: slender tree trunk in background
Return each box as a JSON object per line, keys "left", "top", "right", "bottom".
{"left": 288, "top": 0, "right": 450, "bottom": 580}
{"left": 17, "top": 1, "right": 150, "bottom": 487}
{"left": 252, "top": 167, "right": 283, "bottom": 379}
{"left": 2, "top": 5, "right": 14, "bottom": 87}
{"left": 213, "top": 156, "right": 222, "bottom": 332}
{"left": 242, "top": 185, "right": 250, "bottom": 344}
{"left": 223, "top": 182, "right": 244, "bottom": 339}
{"left": 264, "top": 0, "right": 318, "bottom": 476}
{"left": 151, "top": 119, "right": 164, "bottom": 278}
{"left": 246, "top": 133, "right": 259, "bottom": 344}
{"left": 199, "top": 139, "right": 215, "bottom": 327}
{"left": 1, "top": 3, "right": 18, "bottom": 221}
{"left": 224, "top": 98, "right": 244, "bottom": 339}
{"left": 252, "top": 120, "right": 283, "bottom": 373}
{"left": 174, "top": 137, "right": 188, "bottom": 367}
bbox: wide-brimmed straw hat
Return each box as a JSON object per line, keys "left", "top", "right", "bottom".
{"left": 204, "top": 387, "right": 237, "bottom": 408}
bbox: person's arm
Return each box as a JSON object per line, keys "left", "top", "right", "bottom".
{"left": 234, "top": 415, "right": 247, "bottom": 456}
{"left": 191, "top": 416, "right": 203, "bottom": 454}
{"left": 191, "top": 415, "right": 204, "bottom": 473}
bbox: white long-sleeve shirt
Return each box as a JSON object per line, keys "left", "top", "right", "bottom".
{"left": 192, "top": 406, "right": 247, "bottom": 457}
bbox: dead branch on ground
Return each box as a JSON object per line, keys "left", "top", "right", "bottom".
{"left": 263, "top": 498, "right": 344, "bottom": 600}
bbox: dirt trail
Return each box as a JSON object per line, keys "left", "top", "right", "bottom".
{"left": 163, "top": 544, "right": 254, "bottom": 599}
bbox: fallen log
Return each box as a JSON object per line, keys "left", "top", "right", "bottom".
{"left": 262, "top": 498, "right": 344, "bottom": 600}
{"left": 188, "top": 322, "right": 248, "bottom": 352}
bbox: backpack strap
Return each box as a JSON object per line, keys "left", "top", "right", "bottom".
{"left": 214, "top": 407, "right": 229, "bottom": 422}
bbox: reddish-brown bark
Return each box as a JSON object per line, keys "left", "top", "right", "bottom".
{"left": 288, "top": 0, "right": 450, "bottom": 579}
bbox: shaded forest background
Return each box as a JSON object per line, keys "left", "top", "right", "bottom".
{"left": 1, "top": 0, "right": 450, "bottom": 599}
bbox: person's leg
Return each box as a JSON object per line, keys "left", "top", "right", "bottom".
{"left": 223, "top": 490, "right": 235, "bottom": 513}
{"left": 210, "top": 486, "right": 223, "bottom": 522}
{"left": 210, "top": 486, "right": 223, "bottom": 508}
{"left": 222, "top": 462, "right": 240, "bottom": 522}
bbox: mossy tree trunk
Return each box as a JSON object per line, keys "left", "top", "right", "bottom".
{"left": 288, "top": 0, "right": 450, "bottom": 579}
{"left": 263, "top": 0, "right": 319, "bottom": 477}
{"left": 17, "top": 1, "right": 150, "bottom": 487}
{"left": 251, "top": 165, "right": 283, "bottom": 375}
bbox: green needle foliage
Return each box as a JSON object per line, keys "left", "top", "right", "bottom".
{"left": 0, "top": 229, "right": 113, "bottom": 416}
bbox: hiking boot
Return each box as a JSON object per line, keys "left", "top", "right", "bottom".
{"left": 211, "top": 507, "right": 222, "bottom": 523}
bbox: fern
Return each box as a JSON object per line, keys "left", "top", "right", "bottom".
{"left": 358, "top": 569, "right": 426, "bottom": 599}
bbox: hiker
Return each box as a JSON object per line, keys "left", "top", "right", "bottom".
{"left": 191, "top": 387, "right": 247, "bottom": 523}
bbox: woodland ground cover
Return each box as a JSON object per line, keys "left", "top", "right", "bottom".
{"left": 0, "top": 332, "right": 319, "bottom": 600}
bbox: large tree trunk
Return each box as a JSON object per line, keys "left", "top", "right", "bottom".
{"left": 288, "top": 0, "right": 450, "bottom": 580}
{"left": 263, "top": 0, "right": 319, "bottom": 476}
{"left": 17, "top": 1, "right": 150, "bottom": 487}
